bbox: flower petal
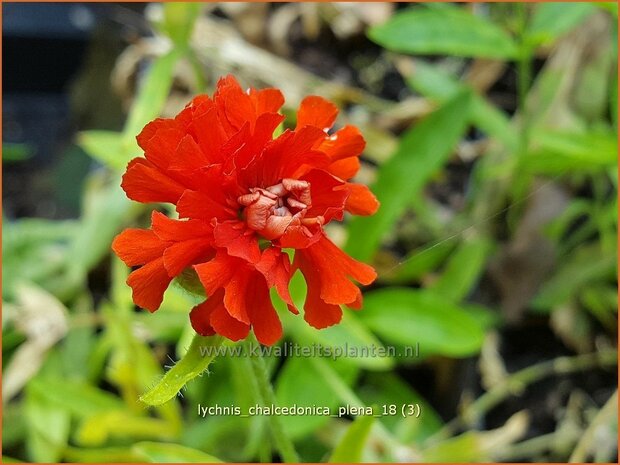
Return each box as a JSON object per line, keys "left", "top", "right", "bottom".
{"left": 222, "top": 266, "right": 252, "bottom": 324}
{"left": 246, "top": 273, "right": 282, "bottom": 346}
{"left": 176, "top": 189, "right": 236, "bottom": 222}
{"left": 213, "top": 220, "right": 261, "bottom": 264}
{"left": 344, "top": 183, "right": 380, "bottom": 216}
{"left": 256, "top": 247, "right": 297, "bottom": 313}
{"left": 194, "top": 250, "right": 238, "bottom": 296}
{"left": 187, "top": 106, "right": 228, "bottom": 163}
{"left": 327, "top": 157, "right": 360, "bottom": 180}
{"left": 294, "top": 251, "right": 342, "bottom": 329}
{"left": 126, "top": 257, "right": 173, "bottom": 312}
{"left": 210, "top": 300, "right": 251, "bottom": 341}
{"left": 121, "top": 158, "right": 186, "bottom": 204}
{"left": 189, "top": 292, "right": 223, "bottom": 336}
{"left": 249, "top": 87, "right": 285, "bottom": 115}
{"left": 163, "top": 239, "right": 213, "bottom": 276}
{"left": 301, "top": 169, "right": 348, "bottom": 223}
{"left": 112, "top": 228, "right": 167, "bottom": 266}
{"left": 296, "top": 235, "right": 376, "bottom": 306}
{"left": 296, "top": 96, "right": 338, "bottom": 131}
{"left": 151, "top": 211, "right": 212, "bottom": 242}
{"left": 168, "top": 134, "right": 210, "bottom": 173}
{"left": 318, "top": 125, "right": 365, "bottom": 162}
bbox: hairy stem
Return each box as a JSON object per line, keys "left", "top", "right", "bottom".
{"left": 245, "top": 337, "right": 299, "bottom": 463}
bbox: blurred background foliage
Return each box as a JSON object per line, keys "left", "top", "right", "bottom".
{"left": 2, "top": 2, "right": 618, "bottom": 463}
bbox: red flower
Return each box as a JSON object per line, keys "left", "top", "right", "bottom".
{"left": 112, "top": 76, "right": 379, "bottom": 346}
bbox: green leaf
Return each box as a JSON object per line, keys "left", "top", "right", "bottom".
{"left": 25, "top": 384, "right": 71, "bottom": 463}
{"left": 329, "top": 415, "right": 375, "bottom": 463}
{"left": 527, "top": 3, "right": 596, "bottom": 46}
{"left": 67, "top": 175, "right": 136, "bottom": 279}
{"left": 123, "top": 49, "right": 182, "bottom": 143}
{"left": 360, "top": 372, "right": 443, "bottom": 443}
{"left": 28, "top": 377, "right": 124, "bottom": 418}
{"left": 532, "top": 244, "right": 617, "bottom": 311}
{"left": 133, "top": 442, "right": 222, "bottom": 463}
{"left": 360, "top": 288, "right": 485, "bottom": 357}
{"left": 522, "top": 129, "right": 617, "bottom": 174}
{"left": 430, "top": 235, "right": 494, "bottom": 302}
{"left": 406, "top": 60, "right": 517, "bottom": 150}
{"left": 75, "top": 413, "right": 177, "bottom": 446}
{"left": 64, "top": 446, "right": 142, "bottom": 463}
{"left": 277, "top": 272, "right": 395, "bottom": 370}
{"left": 421, "top": 432, "right": 485, "bottom": 462}
{"left": 389, "top": 241, "right": 456, "bottom": 284}
{"left": 156, "top": 3, "right": 202, "bottom": 48}
{"left": 140, "top": 334, "right": 224, "bottom": 406}
{"left": 346, "top": 91, "right": 472, "bottom": 262}
{"left": 78, "top": 131, "right": 139, "bottom": 170}
{"left": 276, "top": 357, "right": 358, "bottom": 440}
{"left": 369, "top": 5, "right": 519, "bottom": 59}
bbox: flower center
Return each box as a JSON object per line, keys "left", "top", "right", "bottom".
{"left": 238, "top": 178, "right": 323, "bottom": 240}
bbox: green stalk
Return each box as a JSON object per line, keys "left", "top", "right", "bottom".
{"left": 245, "top": 337, "right": 300, "bottom": 463}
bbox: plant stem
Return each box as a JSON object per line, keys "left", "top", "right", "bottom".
{"left": 428, "top": 349, "right": 617, "bottom": 443}
{"left": 245, "top": 337, "right": 299, "bottom": 463}
{"left": 569, "top": 389, "right": 618, "bottom": 462}
{"left": 516, "top": 3, "right": 533, "bottom": 153}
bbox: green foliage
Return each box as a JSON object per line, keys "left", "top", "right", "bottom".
{"left": 369, "top": 5, "right": 519, "bottom": 59}
{"left": 4, "top": 2, "right": 617, "bottom": 463}
{"left": 526, "top": 3, "right": 596, "bottom": 46}
{"left": 155, "top": 3, "right": 203, "bottom": 49}
{"left": 360, "top": 288, "right": 485, "bottom": 357}
{"left": 346, "top": 91, "right": 472, "bottom": 261}
{"left": 328, "top": 415, "right": 374, "bottom": 463}
{"left": 140, "top": 335, "right": 224, "bottom": 406}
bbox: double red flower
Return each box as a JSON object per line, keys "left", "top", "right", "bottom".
{"left": 112, "top": 76, "right": 379, "bottom": 346}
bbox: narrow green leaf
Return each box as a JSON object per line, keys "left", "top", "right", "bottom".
{"left": 369, "top": 5, "right": 519, "bottom": 59}
{"left": 28, "top": 377, "right": 124, "bottom": 418}
{"left": 132, "top": 442, "right": 222, "bottom": 463}
{"left": 430, "top": 235, "right": 494, "bottom": 302}
{"left": 527, "top": 2, "right": 596, "bottom": 46}
{"left": 24, "top": 385, "right": 71, "bottom": 463}
{"left": 64, "top": 446, "right": 142, "bottom": 463}
{"left": 78, "top": 130, "right": 138, "bottom": 171}
{"left": 157, "top": 3, "right": 202, "bottom": 48}
{"left": 346, "top": 91, "right": 472, "bottom": 262}
{"left": 389, "top": 241, "right": 456, "bottom": 284}
{"left": 532, "top": 244, "right": 617, "bottom": 311}
{"left": 360, "top": 288, "right": 485, "bottom": 357}
{"left": 421, "top": 432, "right": 485, "bottom": 462}
{"left": 140, "top": 334, "right": 224, "bottom": 406}
{"left": 329, "top": 415, "right": 375, "bottom": 463}
{"left": 522, "top": 129, "right": 617, "bottom": 174}
{"left": 276, "top": 357, "right": 358, "bottom": 440}
{"left": 123, "top": 49, "right": 181, "bottom": 142}
{"left": 75, "top": 413, "right": 177, "bottom": 446}
{"left": 68, "top": 176, "right": 136, "bottom": 277}
{"left": 407, "top": 60, "right": 517, "bottom": 150}
{"left": 360, "top": 372, "right": 443, "bottom": 443}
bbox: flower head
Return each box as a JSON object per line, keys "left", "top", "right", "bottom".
{"left": 112, "top": 76, "right": 379, "bottom": 345}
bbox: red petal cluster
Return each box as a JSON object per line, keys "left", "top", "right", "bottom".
{"left": 112, "top": 76, "right": 379, "bottom": 345}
